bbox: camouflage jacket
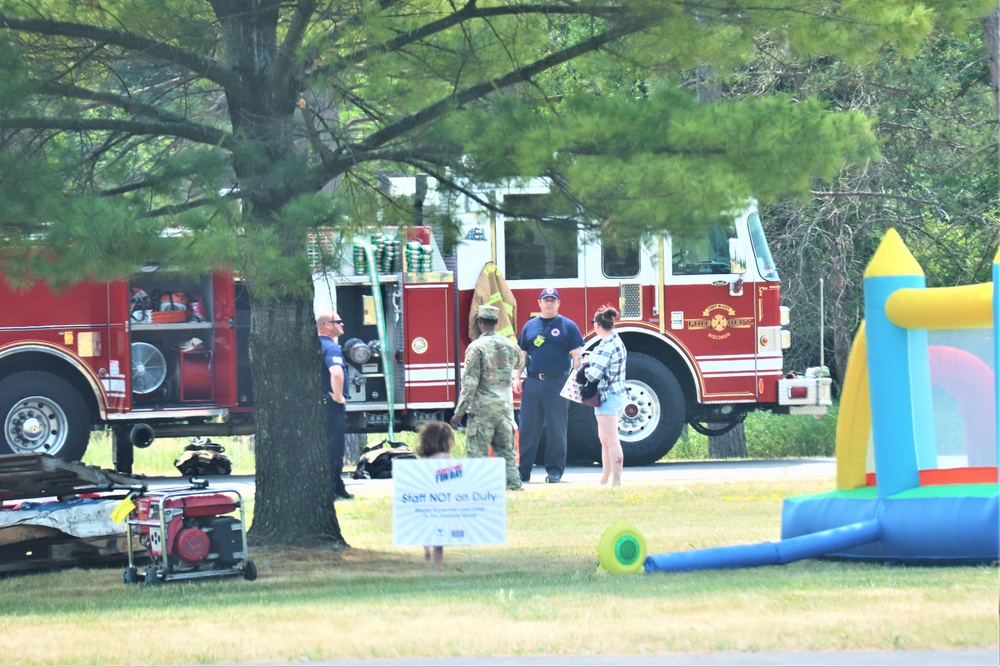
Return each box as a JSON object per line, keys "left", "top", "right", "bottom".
{"left": 454, "top": 331, "right": 523, "bottom": 420}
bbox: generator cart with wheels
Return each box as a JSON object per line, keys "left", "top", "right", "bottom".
{"left": 123, "top": 478, "right": 256, "bottom": 585}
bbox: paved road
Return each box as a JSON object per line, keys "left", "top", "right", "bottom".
{"left": 158, "top": 457, "right": 839, "bottom": 498}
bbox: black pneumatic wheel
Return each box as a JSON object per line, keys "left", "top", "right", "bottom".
{"left": 243, "top": 560, "right": 258, "bottom": 581}
{"left": 144, "top": 569, "right": 158, "bottom": 586}
{"left": 0, "top": 371, "right": 91, "bottom": 461}
{"left": 567, "top": 352, "right": 686, "bottom": 466}
{"left": 123, "top": 567, "right": 139, "bottom": 585}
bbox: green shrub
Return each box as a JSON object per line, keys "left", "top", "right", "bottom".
{"left": 746, "top": 404, "right": 838, "bottom": 458}
{"left": 664, "top": 403, "right": 839, "bottom": 461}
{"left": 665, "top": 426, "right": 708, "bottom": 460}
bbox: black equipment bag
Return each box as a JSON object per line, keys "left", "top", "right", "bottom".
{"left": 353, "top": 440, "right": 415, "bottom": 479}
{"left": 175, "top": 437, "right": 233, "bottom": 476}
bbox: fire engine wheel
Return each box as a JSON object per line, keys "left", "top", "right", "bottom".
{"left": 0, "top": 371, "right": 91, "bottom": 461}
{"left": 567, "top": 353, "right": 686, "bottom": 466}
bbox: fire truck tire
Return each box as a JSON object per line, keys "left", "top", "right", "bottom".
{"left": 567, "top": 353, "right": 686, "bottom": 466}
{"left": 0, "top": 371, "right": 91, "bottom": 461}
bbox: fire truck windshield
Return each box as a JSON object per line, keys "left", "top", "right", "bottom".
{"left": 747, "top": 212, "right": 779, "bottom": 281}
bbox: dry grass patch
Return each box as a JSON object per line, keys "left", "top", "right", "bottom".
{"left": 1, "top": 478, "right": 996, "bottom": 665}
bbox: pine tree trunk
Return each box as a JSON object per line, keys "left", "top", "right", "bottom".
{"left": 246, "top": 296, "right": 345, "bottom": 547}
{"left": 708, "top": 422, "right": 747, "bottom": 458}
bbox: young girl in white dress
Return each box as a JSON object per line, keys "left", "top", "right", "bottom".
{"left": 416, "top": 421, "right": 455, "bottom": 571}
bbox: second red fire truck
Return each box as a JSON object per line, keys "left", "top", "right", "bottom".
{"left": 0, "top": 177, "right": 830, "bottom": 471}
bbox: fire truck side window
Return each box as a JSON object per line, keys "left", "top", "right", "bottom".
{"left": 503, "top": 195, "right": 578, "bottom": 280}
{"left": 671, "top": 222, "right": 737, "bottom": 275}
{"left": 601, "top": 234, "right": 640, "bottom": 278}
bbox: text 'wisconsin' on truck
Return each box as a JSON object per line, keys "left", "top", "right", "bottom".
{"left": 0, "top": 177, "right": 830, "bottom": 471}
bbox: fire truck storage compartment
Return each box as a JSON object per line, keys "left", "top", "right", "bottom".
{"left": 333, "top": 276, "right": 403, "bottom": 405}
{"left": 178, "top": 350, "right": 213, "bottom": 402}
{"left": 128, "top": 272, "right": 216, "bottom": 405}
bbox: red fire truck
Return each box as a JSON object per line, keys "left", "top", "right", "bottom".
{"left": 0, "top": 177, "right": 830, "bottom": 470}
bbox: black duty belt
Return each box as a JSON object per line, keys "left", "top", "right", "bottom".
{"left": 528, "top": 371, "right": 569, "bottom": 380}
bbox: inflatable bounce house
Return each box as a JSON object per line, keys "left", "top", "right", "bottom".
{"left": 599, "top": 230, "right": 999, "bottom": 574}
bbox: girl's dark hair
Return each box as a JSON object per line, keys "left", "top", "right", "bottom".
{"left": 417, "top": 421, "right": 455, "bottom": 457}
{"left": 594, "top": 304, "right": 618, "bottom": 331}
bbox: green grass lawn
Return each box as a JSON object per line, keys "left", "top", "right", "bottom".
{"left": 1, "top": 476, "right": 996, "bottom": 665}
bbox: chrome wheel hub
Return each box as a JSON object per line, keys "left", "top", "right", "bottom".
{"left": 618, "top": 380, "right": 661, "bottom": 443}
{"left": 5, "top": 397, "right": 67, "bottom": 454}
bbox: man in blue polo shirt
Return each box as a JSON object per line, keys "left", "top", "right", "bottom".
{"left": 318, "top": 311, "right": 354, "bottom": 501}
{"left": 513, "top": 288, "right": 583, "bottom": 483}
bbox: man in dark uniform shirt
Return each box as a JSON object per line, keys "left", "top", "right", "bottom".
{"left": 512, "top": 288, "right": 583, "bottom": 483}
{"left": 318, "top": 311, "right": 353, "bottom": 500}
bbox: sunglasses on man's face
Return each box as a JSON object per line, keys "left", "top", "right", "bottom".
{"left": 325, "top": 319, "right": 344, "bottom": 325}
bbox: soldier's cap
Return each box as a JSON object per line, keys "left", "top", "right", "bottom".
{"left": 539, "top": 287, "right": 560, "bottom": 300}
{"left": 477, "top": 305, "right": 500, "bottom": 320}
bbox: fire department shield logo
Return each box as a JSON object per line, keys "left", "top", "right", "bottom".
{"left": 687, "top": 303, "right": 753, "bottom": 341}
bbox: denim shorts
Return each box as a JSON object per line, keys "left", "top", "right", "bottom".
{"left": 595, "top": 390, "right": 626, "bottom": 416}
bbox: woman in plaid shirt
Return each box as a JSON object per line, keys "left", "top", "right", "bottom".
{"left": 583, "top": 305, "right": 628, "bottom": 487}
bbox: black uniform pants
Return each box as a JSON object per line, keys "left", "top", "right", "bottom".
{"left": 517, "top": 375, "right": 570, "bottom": 481}
{"left": 324, "top": 398, "right": 348, "bottom": 495}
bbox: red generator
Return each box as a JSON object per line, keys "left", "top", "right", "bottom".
{"left": 124, "top": 480, "right": 256, "bottom": 585}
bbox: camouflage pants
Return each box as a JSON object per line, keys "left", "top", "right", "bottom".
{"left": 466, "top": 414, "right": 522, "bottom": 490}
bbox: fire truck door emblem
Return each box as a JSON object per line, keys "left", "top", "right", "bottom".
{"left": 687, "top": 303, "right": 753, "bottom": 340}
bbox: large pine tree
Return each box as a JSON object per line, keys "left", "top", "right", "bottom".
{"left": 0, "top": 1, "right": 992, "bottom": 545}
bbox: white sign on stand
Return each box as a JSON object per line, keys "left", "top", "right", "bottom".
{"left": 392, "top": 458, "right": 506, "bottom": 547}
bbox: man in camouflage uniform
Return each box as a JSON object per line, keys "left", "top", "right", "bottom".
{"left": 450, "top": 304, "right": 524, "bottom": 490}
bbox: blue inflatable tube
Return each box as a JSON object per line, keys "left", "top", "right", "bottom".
{"left": 644, "top": 519, "right": 881, "bottom": 573}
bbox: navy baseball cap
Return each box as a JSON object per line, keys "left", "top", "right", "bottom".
{"left": 539, "top": 288, "right": 560, "bottom": 300}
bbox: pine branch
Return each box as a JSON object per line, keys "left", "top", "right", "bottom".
{"left": 336, "top": 2, "right": 622, "bottom": 67}
{"left": 3, "top": 116, "right": 237, "bottom": 151}
{"left": 139, "top": 197, "right": 218, "bottom": 219}
{"left": 99, "top": 165, "right": 207, "bottom": 197}
{"left": 0, "top": 13, "right": 244, "bottom": 94}
{"left": 36, "top": 81, "right": 196, "bottom": 124}
{"left": 274, "top": 0, "right": 319, "bottom": 83}
{"left": 299, "top": 103, "right": 337, "bottom": 169}
{"left": 810, "top": 190, "right": 939, "bottom": 207}
{"left": 323, "top": 18, "right": 647, "bottom": 179}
